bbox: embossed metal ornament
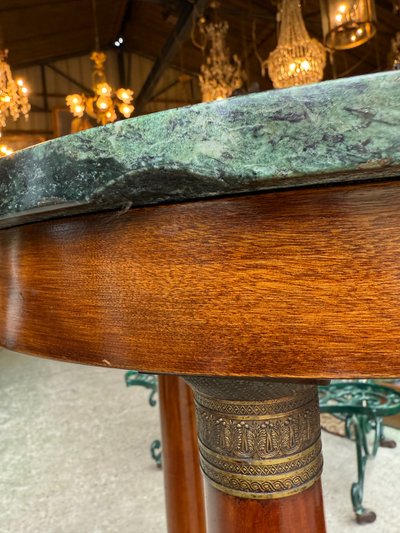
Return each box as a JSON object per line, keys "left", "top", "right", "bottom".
{"left": 188, "top": 379, "right": 323, "bottom": 499}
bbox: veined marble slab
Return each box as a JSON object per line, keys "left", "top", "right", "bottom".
{"left": 1, "top": 71, "right": 400, "bottom": 228}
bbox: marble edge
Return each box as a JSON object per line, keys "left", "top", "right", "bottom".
{"left": 1, "top": 164, "right": 399, "bottom": 229}
{"left": 1, "top": 70, "right": 400, "bottom": 228}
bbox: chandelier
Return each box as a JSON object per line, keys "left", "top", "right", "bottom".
{"left": 66, "top": 51, "right": 134, "bottom": 126}
{"left": 267, "top": 0, "right": 326, "bottom": 89}
{"left": 320, "top": 0, "right": 377, "bottom": 50}
{"left": 0, "top": 49, "right": 30, "bottom": 130}
{"left": 193, "top": 4, "right": 245, "bottom": 102}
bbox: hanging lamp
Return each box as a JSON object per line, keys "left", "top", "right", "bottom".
{"left": 320, "top": 0, "right": 377, "bottom": 50}
{"left": 267, "top": 0, "right": 326, "bottom": 89}
{"left": 193, "top": 2, "right": 245, "bottom": 102}
{"left": 66, "top": 0, "right": 134, "bottom": 126}
{"left": 0, "top": 48, "right": 30, "bottom": 130}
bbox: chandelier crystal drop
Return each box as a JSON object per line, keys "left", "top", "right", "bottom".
{"left": 66, "top": 51, "right": 134, "bottom": 126}
{"left": 267, "top": 0, "right": 326, "bottom": 89}
{"left": 0, "top": 49, "right": 30, "bottom": 130}
{"left": 198, "top": 19, "right": 245, "bottom": 103}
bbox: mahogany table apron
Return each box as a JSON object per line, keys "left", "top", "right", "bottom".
{"left": 2, "top": 181, "right": 400, "bottom": 532}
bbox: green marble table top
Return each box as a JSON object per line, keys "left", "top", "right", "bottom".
{"left": 1, "top": 70, "right": 400, "bottom": 228}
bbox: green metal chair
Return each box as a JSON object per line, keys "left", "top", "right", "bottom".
{"left": 319, "top": 380, "right": 400, "bottom": 524}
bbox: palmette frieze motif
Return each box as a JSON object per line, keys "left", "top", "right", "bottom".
{"left": 195, "top": 399, "right": 320, "bottom": 460}
{"left": 190, "top": 381, "right": 322, "bottom": 499}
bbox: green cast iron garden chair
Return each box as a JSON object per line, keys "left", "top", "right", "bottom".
{"left": 319, "top": 380, "right": 400, "bottom": 524}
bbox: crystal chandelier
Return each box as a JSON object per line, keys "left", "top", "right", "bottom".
{"left": 267, "top": 0, "right": 326, "bottom": 89}
{"left": 320, "top": 0, "right": 377, "bottom": 50}
{"left": 66, "top": 51, "right": 134, "bottom": 126}
{"left": 0, "top": 49, "right": 30, "bottom": 130}
{"left": 193, "top": 3, "right": 245, "bottom": 103}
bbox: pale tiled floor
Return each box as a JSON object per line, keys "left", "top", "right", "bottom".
{"left": 0, "top": 347, "right": 399, "bottom": 533}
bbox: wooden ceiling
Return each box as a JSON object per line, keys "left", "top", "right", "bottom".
{"left": 3, "top": 0, "right": 400, "bottom": 105}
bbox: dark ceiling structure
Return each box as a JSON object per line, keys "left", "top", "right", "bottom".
{"left": 2, "top": 0, "right": 400, "bottom": 112}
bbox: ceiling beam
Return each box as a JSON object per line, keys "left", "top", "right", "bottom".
{"left": 112, "top": 0, "right": 133, "bottom": 40}
{"left": 12, "top": 49, "right": 93, "bottom": 70}
{"left": 134, "top": 0, "right": 208, "bottom": 114}
{"left": 45, "top": 63, "right": 93, "bottom": 94}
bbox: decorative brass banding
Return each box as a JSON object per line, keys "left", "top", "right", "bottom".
{"left": 188, "top": 379, "right": 323, "bottom": 500}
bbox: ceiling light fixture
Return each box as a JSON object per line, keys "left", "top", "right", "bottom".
{"left": 66, "top": 51, "right": 134, "bottom": 126}
{"left": 66, "top": 0, "right": 134, "bottom": 126}
{"left": 320, "top": 0, "right": 377, "bottom": 50}
{"left": 192, "top": 2, "right": 245, "bottom": 102}
{"left": 0, "top": 49, "right": 30, "bottom": 130}
{"left": 266, "top": 0, "right": 326, "bottom": 89}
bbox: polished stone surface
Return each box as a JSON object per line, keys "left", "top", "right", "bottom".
{"left": 1, "top": 71, "right": 400, "bottom": 228}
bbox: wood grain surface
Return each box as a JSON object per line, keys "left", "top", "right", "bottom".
{"left": 1, "top": 180, "right": 400, "bottom": 378}
{"left": 205, "top": 480, "right": 326, "bottom": 533}
{"left": 158, "top": 375, "right": 206, "bottom": 533}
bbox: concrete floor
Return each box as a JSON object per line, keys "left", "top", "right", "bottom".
{"left": 0, "top": 347, "right": 399, "bottom": 533}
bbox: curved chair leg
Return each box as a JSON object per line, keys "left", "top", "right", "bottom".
{"left": 348, "top": 415, "right": 377, "bottom": 524}
{"left": 150, "top": 439, "right": 162, "bottom": 468}
{"left": 319, "top": 381, "right": 400, "bottom": 525}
